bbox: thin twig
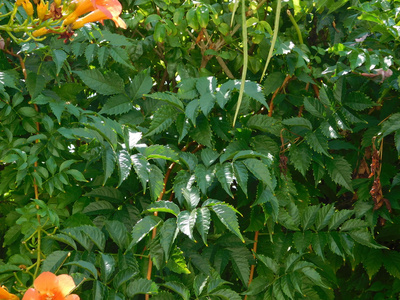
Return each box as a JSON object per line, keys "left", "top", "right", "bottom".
{"left": 216, "top": 56, "right": 235, "bottom": 79}
{"left": 268, "top": 75, "right": 291, "bottom": 117}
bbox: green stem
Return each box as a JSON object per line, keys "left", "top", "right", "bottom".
{"left": 260, "top": 0, "right": 282, "bottom": 81}
{"left": 33, "top": 228, "right": 42, "bottom": 279}
{"left": 287, "top": 9, "right": 303, "bottom": 44}
{"left": 232, "top": 0, "right": 248, "bottom": 127}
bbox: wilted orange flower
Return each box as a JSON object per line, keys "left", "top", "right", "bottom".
{"left": 22, "top": 272, "right": 79, "bottom": 300}
{"left": 0, "top": 286, "right": 19, "bottom": 300}
{"left": 63, "top": 0, "right": 125, "bottom": 28}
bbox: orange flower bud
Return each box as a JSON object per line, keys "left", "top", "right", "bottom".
{"left": 16, "top": 0, "right": 24, "bottom": 6}
{"left": 32, "top": 27, "right": 51, "bottom": 37}
{"left": 22, "top": 0, "right": 34, "bottom": 16}
{"left": 37, "top": 1, "right": 49, "bottom": 20}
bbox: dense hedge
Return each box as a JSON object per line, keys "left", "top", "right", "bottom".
{"left": 1, "top": 0, "right": 400, "bottom": 299}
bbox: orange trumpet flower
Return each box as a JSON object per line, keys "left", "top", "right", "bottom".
{"left": 22, "top": 272, "right": 79, "bottom": 300}
{"left": 63, "top": 0, "right": 124, "bottom": 27}
{"left": 72, "top": 7, "right": 126, "bottom": 29}
{"left": 0, "top": 286, "right": 19, "bottom": 300}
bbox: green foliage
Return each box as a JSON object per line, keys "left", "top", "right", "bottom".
{"left": 1, "top": 0, "right": 400, "bottom": 299}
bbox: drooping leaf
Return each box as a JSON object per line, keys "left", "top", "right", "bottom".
{"left": 363, "top": 249, "right": 382, "bottom": 279}
{"left": 126, "top": 278, "right": 159, "bottom": 297}
{"left": 195, "top": 164, "right": 214, "bottom": 195}
{"left": 227, "top": 245, "right": 251, "bottom": 285}
{"left": 201, "top": 148, "right": 220, "bottom": 167}
{"left": 145, "top": 201, "right": 180, "bottom": 216}
{"left": 166, "top": 247, "right": 191, "bottom": 274}
{"left": 41, "top": 251, "right": 70, "bottom": 273}
{"left": 303, "top": 97, "right": 326, "bottom": 118}
{"left": 305, "top": 130, "right": 331, "bottom": 157}
{"left": 328, "top": 209, "right": 354, "bottom": 230}
{"left": 233, "top": 161, "right": 248, "bottom": 196}
{"left": 195, "top": 207, "right": 211, "bottom": 246}
{"left": 163, "top": 282, "right": 190, "bottom": 300}
{"left": 143, "top": 145, "right": 179, "bottom": 162}
{"left": 100, "top": 94, "right": 132, "bottom": 115}
{"left": 215, "top": 163, "right": 234, "bottom": 197}
{"left": 326, "top": 155, "right": 354, "bottom": 192}
{"left": 182, "top": 187, "right": 201, "bottom": 211}
{"left": 211, "top": 204, "right": 244, "bottom": 242}
{"left": 149, "top": 165, "right": 164, "bottom": 201}
{"left": 282, "top": 117, "right": 313, "bottom": 130}
{"left": 117, "top": 150, "right": 132, "bottom": 187}
{"left": 128, "top": 68, "right": 153, "bottom": 100}
{"left": 65, "top": 260, "right": 98, "bottom": 279}
{"left": 104, "top": 220, "right": 128, "bottom": 249}
{"left": 131, "top": 154, "right": 150, "bottom": 190}
{"left": 160, "top": 218, "right": 179, "bottom": 259}
{"left": 315, "top": 204, "right": 335, "bottom": 231}
{"left": 102, "top": 143, "right": 116, "bottom": 185}
{"left": 301, "top": 267, "right": 330, "bottom": 289}
{"left": 74, "top": 70, "right": 124, "bottom": 95}
{"left": 177, "top": 210, "right": 197, "bottom": 241}
{"left": 349, "top": 230, "right": 386, "bottom": 249}
{"left": 289, "top": 142, "right": 312, "bottom": 176}
{"left": 243, "top": 158, "right": 273, "bottom": 190}
{"left": 209, "top": 289, "right": 242, "bottom": 300}
{"left": 100, "top": 253, "right": 116, "bottom": 282}
{"left": 344, "top": 91, "right": 375, "bottom": 111}
{"left": 145, "top": 92, "right": 184, "bottom": 111}
{"left": 191, "top": 116, "right": 213, "bottom": 148}
{"left": 146, "top": 105, "right": 178, "bottom": 136}
{"left": 127, "top": 215, "right": 162, "bottom": 251}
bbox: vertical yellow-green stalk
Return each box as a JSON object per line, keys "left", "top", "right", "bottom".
{"left": 260, "top": 0, "right": 282, "bottom": 81}
{"left": 232, "top": 0, "right": 248, "bottom": 127}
